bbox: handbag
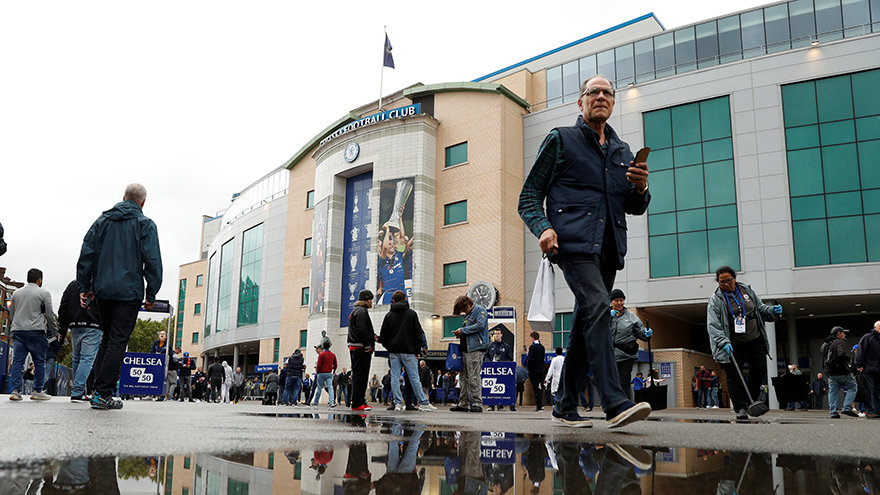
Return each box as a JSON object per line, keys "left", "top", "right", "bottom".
{"left": 527, "top": 256, "right": 555, "bottom": 331}
{"left": 446, "top": 342, "right": 463, "bottom": 372}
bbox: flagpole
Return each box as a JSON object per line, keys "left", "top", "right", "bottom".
{"left": 379, "top": 26, "right": 386, "bottom": 111}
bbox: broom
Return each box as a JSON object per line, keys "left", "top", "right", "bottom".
{"left": 729, "top": 354, "right": 769, "bottom": 417}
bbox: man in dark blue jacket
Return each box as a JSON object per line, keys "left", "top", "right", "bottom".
{"left": 519, "top": 75, "right": 651, "bottom": 428}
{"left": 526, "top": 331, "right": 546, "bottom": 411}
{"left": 77, "top": 183, "right": 163, "bottom": 410}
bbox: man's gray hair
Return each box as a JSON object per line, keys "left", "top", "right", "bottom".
{"left": 579, "top": 74, "right": 614, "bottom": 95}
{"left": 124, "top": 183, "right": 147, "bottom": 204}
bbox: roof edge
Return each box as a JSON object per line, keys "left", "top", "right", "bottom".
{"left": 283, "top": 111, "right": 360, "bottom": 170}
{"left": 402, "top": 82, "right": 530, "bottom": 110}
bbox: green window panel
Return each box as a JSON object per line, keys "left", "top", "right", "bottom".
{"left": 782, "top": 82, "right": 818, "bottom": 127}
{"left": 649, "top": 235, "right": 679, "bottom": 278}
{"left": 793, "top": 219, "right": 830, "bottom": 266}
{"left": 865, "top": 214, "right": 880, "bottom": 261}
{"left": 706, "top": 205, "right": 738, "bottom": 228}
{"left": 671, "top": 103, "right": 701, "bottom": 145}
{"left": 300, "top": 330, "right": 307, "bottom": 348}
{"left": 863, "top": 189, "right": 880, "bottom": 214}
{"left": 828, "top": 216, "right": 867, "bottom": 263}
{"left": 184, "top": 457, "right": 191, "bottom": 469}
{"left": 786, "top": 125, "right": 819, "bottom": 150}
{"left": 553, "top": 312, "right": 572, "bottom": 349}
{"left": 820, "top": 120, "right": 857, "bottom": 146}
{"left": 678, "top": 231, "right": 709, "bottom": 275}
{"left": 643, "top": 109, "right": 672, "bottom": 149}
{"left": 273, "top": 338, "right": 279, "bottom": 362}
{"left": 787, "top": 148, "right": 825, "bottom": 196}
{"left": 702, "top": 138, "right": 733, "bottom": 163}
{"left": 227, "top": 478, "right": 249, "bottom": 495}
{"left": 649, "top": 148, "right": 673, "bottom": 171}
{"left": 825, "top": 191, "right": 863, "bottom": 217}
{"left": 675, "top": 166, "right": 706, "bottom": 210}
{"left": 853, "top": 69, "right": 880, "bottom": 118}
{"left": 708, "top": 227, "right": 741, "bottom": 271}
{"left": 238, "top": 224, "right": 263, "bottom": 328}
{"left": 677, "top": 209, "right": 706, "bottom": 232}
{"left": 194, "top": 303, "right": 201, "bottom": 315}
{"left": 821, "top": 144, "right": 859, "bottom": 193}
{"left": 700, "top": 98, "right": 732, "bottom": 140}
{"left": 192, "top": 332, "right": 199, "bottom": 344}
{"left": 444, "top": 200, "right": 468, "bottom": 225}
{"left": 673, "top": 144, "right": 702, "bottom": 167}
{"left": 196, "top": 274, "right": 204, "bottom": 287}
{"left": 445, "top": 142, "right": 468, "bottom": 167}
{"left": 817, "top": 75, "right": 854, "bottom": 122}
{"left": 647, "top": 170, "right": 675, "bottom": 213}
{"left": 859, "top": 140, "right": 880, "bottom": 188}
{"left": 443, "top": 261, "right": 467, "bottom": 285}
{"left": 301, "top": 287, "right": 309, "bottom": 306}
{"left": 648, "top": 212, "right": 677, "bottom": 235}
{"left": 443, "top": 315, "right": 464, "bottom": 338}
{"left": 304, "top": 238, "right": 312, "bottom": 256}
{"left": 856, "top": 117, "right": 880, "bottom": 141}
{"left": 306, "top": 190, "right": 315, "bottom": 209}
{"left": 216, "top": 241, "right": 235, "bottom": 333}
{"left": 704, "top": 160, "right": 736, "bottom": 206}
{"left": 791, "top": 195, "right": 827, "bottom": 220}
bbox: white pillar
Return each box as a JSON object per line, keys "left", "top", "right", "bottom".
{"left": 786, "top": 316, "right": 798, "bottom": 367}
{"left": 765, "top": 321, "right": 780, "bottom": 410}
{"left": 233, "top": 345, "right": 240, "bottom": 370}
{"left": 771, "top": 454, "right": 786, "bottom": 495}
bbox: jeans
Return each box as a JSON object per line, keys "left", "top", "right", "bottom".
{"left": 283, "top": 376, "right": 302, "bottom": 405}
{"left": 349, "top": 347, "right": 372, "bottom": 408}
{"left": 554, "top": 253, "right": 629, "bottom": 415}
{"left": 9, "top": 331, "right": 48, "bottom": 393}
{"left": 387, "top": 423, "right": 424, "bottom": 473}
{"left": 70, "top": 326, "right": 102, "bottom": 396}
{"left": 709, "top": 387, "right": 719, "bottom": 407}
{"left": 93, "top": 299, "right": 142, "bottom": 398}
{"left": 458, "top": 351, "right": 484, "bottom": 407}
{"left": 862, "top": 373, "right": 880, "bottom": 415}
{"left": 389, "top": 354, "right": 429, "bottom": 405}
{"left": 698, "top": 388, "right": 709, "bottom": 407}
{"left": 828, "top": 373, "right": 858, "bottom": 415}
{"left": 370, "top": 387, "right": 378, "bottom": 402}
{"left": 312, "top": 372, "right": 335, "bottom": 406}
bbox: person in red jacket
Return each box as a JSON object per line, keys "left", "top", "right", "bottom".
{"left": 311, "top": 341, "right": 338, "bottom": 407}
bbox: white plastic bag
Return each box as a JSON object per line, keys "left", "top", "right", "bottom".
{"left": 527, "top": 257, "right": 555, "bottom": 331}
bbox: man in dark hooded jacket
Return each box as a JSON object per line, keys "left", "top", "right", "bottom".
{"left": 821, "top": 326, "right": 859, "bottom": 418}
{"left": 379, "top": 290, "right": 435, "bottom": 411}
{"left": 283, "top": 349, "right": 306, "bottom": 405}
{"left": 348, "top": 289, "right": 377, "bottom": 411}
{"left": 58, "top": 279, "right": 101, "bottom": 401}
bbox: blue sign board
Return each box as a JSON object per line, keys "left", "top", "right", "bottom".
{"left": 480, "top": 432, "right": 515, "bottom": 464}
{"left": 660, "top": 362, "right": 672, "bottom": 379}
{"left": 486, "top": 306, "right": 515, "bottom": 319}
{"left": 254, "top": 364, "right": 278, "bottom": 373}
{"left": 481, "top": 362, "right": 515, "bottom": 406}
{"left": 119, "top": 352, "right": 165, "bottom": 396}
{"left": 340, "top": 172, "right": 373, "bottom": 327}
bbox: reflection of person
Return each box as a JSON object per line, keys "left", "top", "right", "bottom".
{"left": 374, "top": 423, "right": 425, "bottom": 495}
{"left": 377, "top": 225, "right": 413, "bottom": 305}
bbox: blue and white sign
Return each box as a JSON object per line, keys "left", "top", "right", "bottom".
{"left": 343, "top": 142, "right": 360, "bottom": 163}
{"left": 486, "top": 306, "right": 515, "bottom": 319}
{"left": 481, "top": 362, "right": 515, "bottom": 406}
{"left": 119, "top": 352, "right": 165, "bottom": 395}
{"left": 340, "top": 172, "right": 373, "bottom": 327}
{"left": 660, "top": 362, "right": 672, "bottom": 379}
{"left": 254, "top": 364, "right": 278, "bottom": 373}
{"left": 320, "top": 104, "right": 421, "bottom": 147}
{"left": 480, "top": 432, "right": 515, "bottom": 464}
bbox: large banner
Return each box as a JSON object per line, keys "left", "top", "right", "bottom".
{"left": 119, "top": 352, "right": 165, "bottom": 395}
{"left": 481, "top": 362, "right": 516, "bottom": 406}
{"left": 376, "top": 177, "right": 414, "bottom": 305}
{"left": 340, "top": 172, "right": 373, "bottom": 326}
{"left": 309, "top": 198, "right": 329, "bottom": 315}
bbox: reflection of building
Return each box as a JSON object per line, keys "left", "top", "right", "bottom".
{"left": 181, "top": 0, "right": 880, "bottom": 404}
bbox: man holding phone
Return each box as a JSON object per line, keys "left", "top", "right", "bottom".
{"left": 518, "top": 75, "right": 650, "bottom": 428}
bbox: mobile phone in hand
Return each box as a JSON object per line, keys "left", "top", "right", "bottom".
{"left": 633, "top": 147, "right": 651, "bottom": 164}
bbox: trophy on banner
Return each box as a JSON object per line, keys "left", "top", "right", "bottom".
{"left": 382, "top": 180, "right": 414, "bottom": 233}
{"left": 349, "top": 282, "right": 358, "bottom": 301}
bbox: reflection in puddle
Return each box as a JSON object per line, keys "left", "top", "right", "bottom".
{"left": 0, "top": 413, "right": 877, "bottom": 494}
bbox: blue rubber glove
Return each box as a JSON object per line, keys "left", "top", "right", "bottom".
{"left": 723, "top": 343, "right": 734, "bottom": 355}
{"left": 644, "top": 328, "right": 653, "bottom": 338}
{"left": 610, "top": 309, "right": 620, "bottom": 317}
{"left": 772, "top": 304, "right": 783, "bottom": 315}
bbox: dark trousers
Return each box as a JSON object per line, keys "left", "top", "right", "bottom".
{"left": 616, "top": 358, "right": 635, "bottom": 401}
{"left": 349, "top": 348, "right": 372, "bottom": 408}
{"left": 554, "top": 253, "right": 628, "bottom": 415}
{"left": 721, "top": 338, "right": 767, "bottom": 412}
{"left": 93, "top": 299, "right": 142, "bottom": 397}
{"left": 179, "top": 376, "right": 192, "bottom": 400}
{"left": 529, "top": 372, "right": 544, "bottom": 409}
{"left": 210, "top": 379, "right": 222, "bottom": 402}
{"left": 516, "top": 382, "right": 525, "bottom": 405}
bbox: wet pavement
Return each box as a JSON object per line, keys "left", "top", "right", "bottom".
{"left": 0, "top": 411, "right": 878, "bottom": 494}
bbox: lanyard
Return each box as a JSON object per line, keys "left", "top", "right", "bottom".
{"left": 723, "top": 286, "right": 745, "bottom": 320}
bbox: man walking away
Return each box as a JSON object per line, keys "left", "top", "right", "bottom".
{"left": 450, "top": 295, "right": 489, "bottom": 413}
{"left": 821, "top": 326, "right": 859, "bottom": 418}
{"left": 441, "top": 371, "right": 454, "bottom": 406}
{"left": 207, "top": 357, "right": 224, "bottom": 403}
{"left": 77, "top": 183, "right": 163, "bottom": 410}
{"left": 58, "top": 279, "right": 102, "bottom": 402}
{"left": 178, "top": 352, "right": 196, "bottom": 402}
{"left": 855, "top": 321, "right": 880, "bottom": 419}
{"left": 312, "top": 341, "right": 337, "bottom": 407}
{"left": 8, "top": 268, "right": 57, "bottom": 401}
{"left": 526, "top": 332, "right": 546, "bottom": 411}
{"left": 348, "top": 290, "right": 377, "bottom": 411}
{"left": 419, "top": 360, "right": 434, "bottom": 404}
{"left": 283, "top": 349, "right": 306, "bottom": 406}
{"left": 518, "top": 75, "right": 651, "bottom": 428}
{"left": 378, "top": 290, "right": 436, "bottom": 411}
{"left": 696, "top": 366, "right": 711, "bottom": 408}
{"left": 232, "top": 366, "right": 245, "bottom": 403}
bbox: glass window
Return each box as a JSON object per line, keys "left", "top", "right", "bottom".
{"left": 553, "top": 312, "right": 572, "bottom": 349}
{"left": 852, "top": 69, "right": 880, "bottom": 117}
{"left": 634, "top": 38, "right": 655, "bottom": 83}
{"left": 674, "top": 27, "right": 697, "bottom": 73}
{"left": 678, "top": 231, "right": 709, "bottom": 275}
{"left": 274, "top": 338, "right": 280, "bottom": 363}
{"left": 648, "top": 170, "right": 676, "bottom": 213}
{"left": 860, "top": 140, "right": 880, "bottom": 187}
{"left": 215, "top": 240, "right": 235, "bottom": 333}
{"left": 578, "top": 55, "right": 597, "bottom": 89}
{"left": 718, "top": 15, "right": 743, "bottom": 63}
{"left": 675, "top": 166, "right": 706, "bottom": 209}
{"left": 791, "top": 195, "right": 827, "bottom": 220}
{"left": 562, "top": 60, "right": 580, "bottom": 104}
{"left": 192, "top": 332, "right": 199, "bottom": 344}
{"left": 443, "top": 315, "right": 464, "bottom": 338}
{"left": 643, "top": 108, "right": 672, "bottom": 149}
{"left": 764, "top": 4, "right": 791, "bottom": 53}
{"left": 444, "top": 200, "right": 467, "bottom": 225}
{"left": 695, "top": 21, "right": 719, "bottom": 69}
{"left": 741, "top": 10, "right": 766, "bottom": 58}
{"left": 596, "top": 49, "right": 616, "bottom": 85}
{"left": 816, "top": 0, "right": 844, "bottom": 41}
{"left": 196, "top": 274, "right": 204, "bottom": 287}
{"left": 614, "top": 44, "right": 634, "bottom": 87}
{"left": 445, "top": 142, "right": 468, "bottom": 167}
{"left": 822, "top": 144, "right": 859, "bottom": 192}
{"left": 443, "top": 261, "right": 467, "bottom": 285}
{"left": 184, "top": 457, "right": 191, "bottom": 470}
{"left": 649, "top": 212, "right": 677, "bottom": 235}
{"left": 304, "top": 237, "right": 312, "bottom": 256}
{"left": 238, "top": 224, "right": 263, "bottom": 327}
{"left": 194, "top": 303, "right": 201, "bottom": 315}
{"left": 701, "top": 98, "right": 733, "bottom": 141}
{"left": 787, "top": 148, "right": 825, "bottom": 196}
{"left": 306, "top": 190, "right": 315, "bottom": 209}
{"left": 825, "top": 191, "right": 862, "bottom": 216}
{"left": 654, "top": 33, "right": 675, "bottom": 78}
{"left": 872, "top": 0, "right": 880, "bottom": 32}
{"left": 786, "top": 125, "right": 820, "bottom": 150}
{"left": 789, "top": 0, "right": 817, "bottom": 47}
{"left": 268, "top": 453, "right": 274, "bottom": 470}
{"left": 704, "top": 160, "right": 736, "bottom": 205}
{"left": 301, "top": 287, "right": 309, "bottom": 306}
{"left": 300, "top": 330, "right": 307, "bottom": 348}
{"left": 204, "top": 253, "right": 216, "bottom": 337}
{"left": 546, "top": 65, "right": 562, "bottom": 107}
{"left": 671, "top": 103, "right": 701, "bottom": 145}
{"left": 829, "top": 216, "right": 866, "bottom": 262}
{"left": 708, "top": 227, "right": 741, "bottom": 271}
{"left": 649, "top": 235, "right": 679, "bottom": 277}
{"left": 842, "top": 0, "right": 871, "bottom": 36}
{"left": 820, "top": 120, "right": 856, "bottom": 145}
{"left": 817, "top": 75, "right": 853, "bottom": 122}
{"left": 781, "top": 81, "right": 818, "bottom": 127}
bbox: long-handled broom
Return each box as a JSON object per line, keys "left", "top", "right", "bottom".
{"left": 729, "top": 354, "right": 770, "bottom": 417}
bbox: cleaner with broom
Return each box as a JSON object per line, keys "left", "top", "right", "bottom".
{"left": 706, "top": 266, "right": 783, "bottom": 422}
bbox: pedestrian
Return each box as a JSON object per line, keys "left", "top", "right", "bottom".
{"left": 485, "top": 328, "right": 516, "bottom": 411}
{"left": 822, "top": 326, "right": 860, "bottom": 418}
{"left": 150, "top": 331, "right": 168, "bottom": 355}
{"left": 696, "top": 366, "right": 711, "bottom": 408}
{"left": 378, "top": 290, "right": 436, "bottom": 411}
{"left": 545, "top": 348, "right": 565, "bottom": 405}
{"left": 77, "top": 183, "right": 163, "bottom": 410}
{"left": 311, "top": 341, "right": 337, "bottom": 407}
{"left": 449, "top": 295, "right": 489, "bottom": 413}
{"left": 164, "top": 346, "right": 179, "bottom": 401}
{"left": 609, "top": 289, "right": 652, "bottom": 401}
{"left": 526, "top": 331, "right": 546, "bottom": 411}
{"left": 193, "top": 366, "right": 207, "bottom": 401}
{"left": 58, "top": 279, "right": 102, "bottom": 403}
{"left": 221, "top": 361, "right": 233, "bottom": 403}
{"left": 178, "top": 352, "right": 195, "bottom": 402}
{"left": 369, "top": 373, "right": 380, "bottom": 403}
{"left": 854, "top": 321, "right": 880, "bottom": 419}
{"left": 282, "top": 349, "right": 305, "bottom": 406}
{"left": 22, "top": 364, "right": 35, "bottom": 395}
{"left": 810, "top": 372, "right": 828, "bottom": 410}
{"left": 264, "top": 370, "right": 279, "bottom": 405}
{"left": 381, "top": 370, "right": 392, "bottom": 405}
{"left": 441, "top": 371, "right": 454, "bottom": 406}
{"left": 418, "top": 360, "right": 434, "bottom": 404}
{"left": 518, "top": 75, "right": 651, "bottom": 428}
{"left": 337, "top": 368, "right": 351, "bottom": 407}
{"left": 515, "top": 365, "right": 528, "bottom": 407}
{"left": 302, "top": 373, "right": 312, "bottom": 405}
{"left": 347, "top": 289, "right": 377, "bottom": 411}
{"left": 707, "top": 266, "right": 782, "bottom": 421}
{"left": 7, "top": 268, "right": 58, "bottom": 401}
{"left": 207, "top": 357, "right": 224, "bottom": 403}
{"left": 632, "top": 372, "right": 646, "bottom": 394}
{"left": 708, "top": 370, "right": 720, "bottom": 408}
{"left": 232, "top": 366, "right": 245, "bottom": 403}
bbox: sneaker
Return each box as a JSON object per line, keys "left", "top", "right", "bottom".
{"left": 510, "top": 406, "right": 516, "bottom": 411}
{"left": 91, "top": 394, "right": 123, "bottom": 410}
{"left": 329, "top": 403, "right": 337, "bottom": 408}
{"left": 9, "top": 391, "right": 22, "bottom": 401}
{"left": 607, "top": 444, "right": 653, "bottom": 470}
{"left": 487, "top": 406, "right": 495, "bottom": 411}
{"left": 735, "top": 409, "right": 749, "bottom": 422}
{"left": 606, "top": 402, "right": 651, "bottom": 429}
{"left": 841, "top": 410, "right": 859, "bottom": 417}
{"left": 711, "top": 405, "right": 719, "bottom": 409}
{"left": 405, "top": 404, "right": 418, "bottom": 411}
{"left": 30, "top": 391, "right": 51, "bottom": 401}
{"left": 352, "top": 404, "right": 373, "bottom": 412}
{"left": 394, "top": 403, "right": 404, "bottom": 411}
{"left": 830, "top": 412, "right": 841, "bottom": 418}
{"left": 418, "top": 403, "right": 438, "bottom": 411}
{"left": 449, "top": 405, "right": 470, "bottom": 412}
{"left": 70, "top": 395, "right": 90, "bottom": 403}
{"left": 551, "top": 410, "right": 593, "bottom": 428}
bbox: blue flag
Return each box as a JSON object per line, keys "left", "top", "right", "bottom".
{"left": 383, "top": 33, "right": 395, "bottom": 69}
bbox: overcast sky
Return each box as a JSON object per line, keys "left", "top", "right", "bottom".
{"left": 0, "top": 0, "right": 768, "bottom": 308}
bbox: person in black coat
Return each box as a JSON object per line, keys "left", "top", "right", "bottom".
{"left": 526, "top": 332, "right": 546, "bottom": 411}
{"left": 207, "top": 358, "right": 225, "bottom": 403}
{"left": 58, "top": 279, "right": 101, "bottom": 400}
{"left": 347, "top": 290, "right": 377, "bottom": 410}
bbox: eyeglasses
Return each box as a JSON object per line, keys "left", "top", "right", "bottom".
{"left": 582, "top": 87, "right": 615, "bottom": 98}
{"left": 717, "top": 277, "right": 736, "bottom": 285}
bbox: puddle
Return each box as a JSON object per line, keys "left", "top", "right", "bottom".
{"left": 0, "top": 415, "right": 876, "bottom": 494}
